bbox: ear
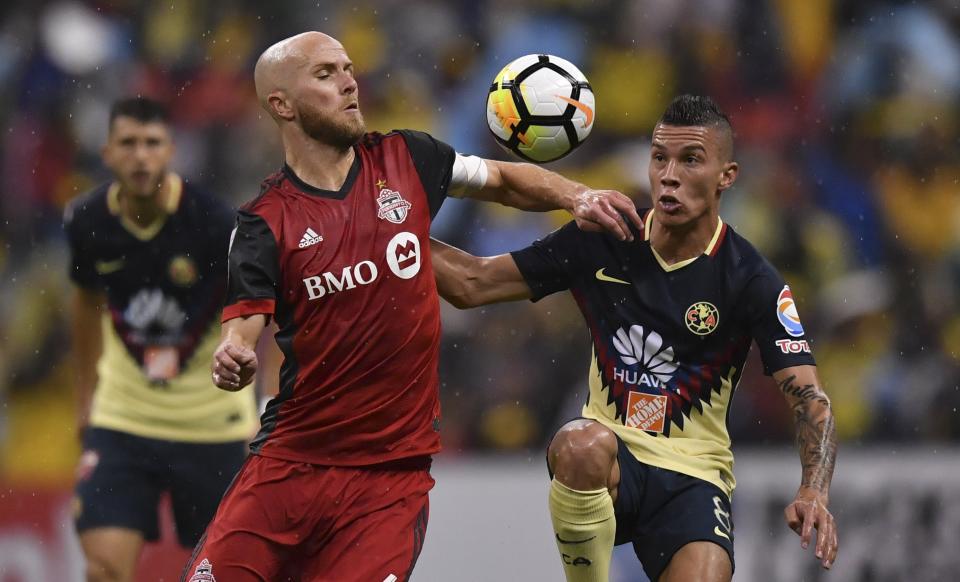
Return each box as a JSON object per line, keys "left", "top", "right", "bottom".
{"left": 268, "top": 91, "right": 295, "bottom": 121}
{"left": 718, "top": 162, "right": 738, "bottom": 192}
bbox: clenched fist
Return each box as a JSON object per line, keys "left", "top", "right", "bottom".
{"left": 212, "top": 341, "right": 258, "bottom": 391}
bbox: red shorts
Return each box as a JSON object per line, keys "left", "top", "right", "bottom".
{"left": 181, "top": 454, "right": 434, "bottom": 582}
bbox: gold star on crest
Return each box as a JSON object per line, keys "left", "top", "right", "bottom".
{"left": 376, "top": 179, "right": 387, "bottom": 188}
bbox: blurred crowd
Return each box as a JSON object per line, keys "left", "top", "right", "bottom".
{"left": 1, "top": 0, "right": 959, "bottom": 485}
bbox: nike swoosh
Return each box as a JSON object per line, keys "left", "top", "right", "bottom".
{"left": 556, "top": 533, "right": 596, "bottom": 545}
{"left": 595, "top": 268, "right": 630, "bottom": 285}
{"left": 556, "top": 95, "right": 594, "bottom": 127}
{"left": 94, "top": 259, "right": 125, "bottom": 274}
{"left": 714, "top": 526, "right": 730, "bottom": 541}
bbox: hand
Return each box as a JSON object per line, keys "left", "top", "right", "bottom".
{"left": 212, "top": 341, "right": 258, "bottom": 391}
{"left": 571, "top": 189, "right": 644, "bottom": 242}
{"left": 784, "top": 486, "right": 838, "bottom": 569}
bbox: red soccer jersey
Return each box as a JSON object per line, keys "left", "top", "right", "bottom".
{"left": 223, "top": 130, "right": 455, "bottom": 466}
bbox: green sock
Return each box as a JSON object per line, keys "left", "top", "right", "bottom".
{"left": 548, "top": 479, "right": 616, "bottom": 582}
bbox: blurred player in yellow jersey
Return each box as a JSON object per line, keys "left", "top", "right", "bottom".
{"left": 432, "top": 95, "right": 838, "bottom": 582}
{"left": 64, "top": 97, "right": 257, "bottom": 582}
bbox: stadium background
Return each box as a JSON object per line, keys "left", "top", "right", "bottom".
{"left": 0, "top": 0, "right": 958, "bottom": 580}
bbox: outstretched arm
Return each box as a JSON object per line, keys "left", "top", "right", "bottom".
{"left": 773, "top": 365, "right": 838, "bottom": 570}
{"left": 455, "top": 155, "right": 642, "bottom": 242}
{"left": 430, "top": 238, "right": 532, "bottom": 308}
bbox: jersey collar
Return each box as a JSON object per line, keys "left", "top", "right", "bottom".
{"left": 107, "top": 173, "right": 183, "bottom": 241}
{"left": 282, "top": 148, "right": 361, "bottom": 200}
{"left": 643, "top": 209, "right": 727, "bottom": 272}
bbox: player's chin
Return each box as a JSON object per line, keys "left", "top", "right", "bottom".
{"left": 654, "top": 206, "right": 690, "bottom": 226}
{"left": 345, "top": 114, "right": 366, "bottom": 136}
{"left": 123, "top": 174, "right": 160, "bottom": 196}
{"left": 330, "top": 116, "right": 366, "bottom": 147}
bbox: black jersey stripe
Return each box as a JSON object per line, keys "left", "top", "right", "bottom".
{"left": 404, "top": 502, "right": 429, "bottom": 581}
{"left": 249, "top": 294, "right": 299, "bottom": 453}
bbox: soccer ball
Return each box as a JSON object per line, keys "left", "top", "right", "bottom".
{"left": 486, "top": 54, "right": 595, "bottom": 163}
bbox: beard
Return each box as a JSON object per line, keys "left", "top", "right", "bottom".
{"left": 297, "top": 101, "right": 366, "bottom": 149}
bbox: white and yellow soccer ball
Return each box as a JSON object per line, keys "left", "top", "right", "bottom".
{"left": 486, "top": 54, "right": 595, "bottom": 163}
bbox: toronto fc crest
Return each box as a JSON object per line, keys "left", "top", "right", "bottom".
{"left": 189, "top": 559, "right": 216, "bottom": 582}
{"left": 376, "top": 179, "right": 412, "bottom": 224}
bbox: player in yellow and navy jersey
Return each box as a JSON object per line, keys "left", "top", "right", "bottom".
{"left": 64, "top": 97, "right": 256, "bottom": 582}
{"left": 432, "top": 95, "right": 838, "bottom": 582}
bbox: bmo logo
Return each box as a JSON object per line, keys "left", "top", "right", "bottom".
{"left": 775, "top": 338, "right": 810, "bottom": 354}
{"left": 302, "top": 232, "right": 421, "bottom": 300}
{"left": 386, "top": 231, "right": 421, "bottom": 279}
{"left": 302, "top": 260, "right": 377, "bottom": 300}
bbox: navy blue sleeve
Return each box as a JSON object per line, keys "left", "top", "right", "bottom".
{"left": 207, "top": 194, "right": 238, "bottom": 275}
{"left": 744, "top": 263, "right": 817, "bottom": 375}
{"left": 63, "top": 200, "right": 100, "bottom": 290}
{"left": 509, "top": 221, "right": 583, "bottom": 302}
{"left": 397, "top": 129, "right": 456, "bottom": 219}
{"left": 186, "top": 187, "right": 236, "bottom": 281}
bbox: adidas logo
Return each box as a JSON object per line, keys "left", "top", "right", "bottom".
{"left": 299, "top": 228, "right": 323, "bottom": 249}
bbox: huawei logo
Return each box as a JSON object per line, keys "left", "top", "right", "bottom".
{"left": 124, "top": 289, "right": 187, "bottom": 332}
{"left": 612, "top": 325, "right": 678, "bottom": 388}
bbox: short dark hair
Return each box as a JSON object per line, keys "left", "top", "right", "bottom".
{"left": 659, "top": 94, "right": 731, "bottom": 129}
{"left": 109, "top": 97, "right": 169, "bottom": 129}
{"left": 658, "top": 94, "right": 734, "bottom": 158}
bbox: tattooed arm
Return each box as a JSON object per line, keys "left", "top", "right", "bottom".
{"left": 772, "top": 365, "right": 838, "bottom": 569}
